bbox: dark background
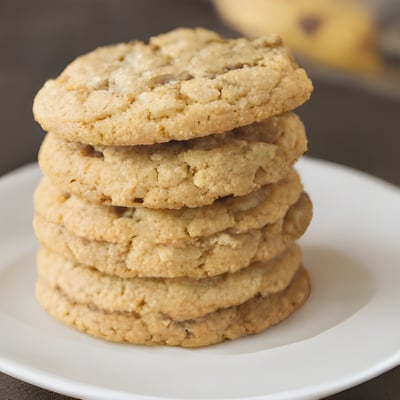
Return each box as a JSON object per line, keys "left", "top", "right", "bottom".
{"left": 0, "top": 1, "right": 399, "bottom": 399}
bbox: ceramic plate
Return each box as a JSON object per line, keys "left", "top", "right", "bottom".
{"left": 0, "top": 158, "right": 399, "bottom": 400}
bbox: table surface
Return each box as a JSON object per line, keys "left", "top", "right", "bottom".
{"left": 0, "top": 1, "right": 399, "bottom": 399}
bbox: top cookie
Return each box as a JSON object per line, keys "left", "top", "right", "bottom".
{"left": 33, "top": 28, "right": 313, "bottom": 145}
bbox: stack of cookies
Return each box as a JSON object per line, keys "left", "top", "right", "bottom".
{"left": 32, "top": 28, "right": 313, "bottom": 347}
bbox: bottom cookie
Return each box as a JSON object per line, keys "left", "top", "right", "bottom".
{"left": 36, "top": 267, "right": 310, "bottom": 348}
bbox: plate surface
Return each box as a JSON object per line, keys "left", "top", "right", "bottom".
{"left": 0, "top": 158, "right": 399, "bottom": 400}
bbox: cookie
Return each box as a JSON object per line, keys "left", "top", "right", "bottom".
{"left": 214, "top": 0, "right": 380, "bottom": 73}
{"left": 33, "top": 28, "right": 313, "bottom": 146}
{"left": 36, "top": 266, "right": 310, "bottom": 347}
{"left": 37, "top": 243, "right": 301, "bottom": 320}
{"left": 38, "top": 113, "right": 307, "bottom": 209}
{"left": 33, "top": 192, "right": 312, "bottom": 279}
{"left": 34, "top": 170, "right": 303, "bottom": 243}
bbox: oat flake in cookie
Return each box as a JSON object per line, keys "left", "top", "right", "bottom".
{"left": 33, "top": 28, "right": 313, "bottom": 146}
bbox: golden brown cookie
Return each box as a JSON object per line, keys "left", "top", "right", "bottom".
{"left": 36, "top": 266, "right": 310, "bottom": 347}
{"left": 38, "top": 113, "right": 307, "bottom": 209}
{"left": 33, "top": 28, "right": 312, "bottom": 146}
{"left": 37, "top": 244, "right": 301, "bottom": 320}
{"left": 33, "top": 192, "right": 312, "bottom": 279}
{"left": 34, "top": 170, "right": 303, "bottom": 243}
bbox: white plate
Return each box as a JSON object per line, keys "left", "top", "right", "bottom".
{"left": 0, "top": 158, "right": 399, "bottom": 400}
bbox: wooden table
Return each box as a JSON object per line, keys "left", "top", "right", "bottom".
{"left": 1, "top": 1, "right": 399, "bottom": 399}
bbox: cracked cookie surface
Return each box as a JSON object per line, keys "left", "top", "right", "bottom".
{"left": 33, "top": 192, "right": 312, "bottom": 279}
{"left": 36, "top": 266, "right": 310, "bottom": 347}
{"left": 33, "top": 28, "right": 312, "bottom": 146}
{"left": 37, "top": 244, "right": 301, "bottom": 320}
{"left": 38, "top": 112, "right": 307, "bottom": 209}
{"left": 34, "top": 169, "right": 302, "bottom": 243}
